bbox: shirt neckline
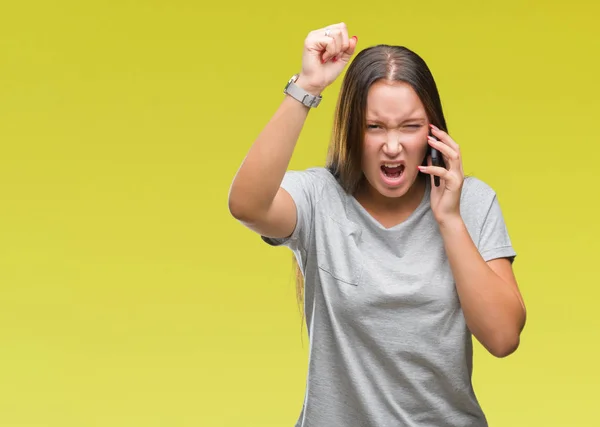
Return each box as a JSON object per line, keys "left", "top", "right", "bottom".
{"left": 345, "top": 178, "right": 431, "bottom": 233}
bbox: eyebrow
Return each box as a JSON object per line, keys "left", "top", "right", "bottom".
{"left": 365, "top": 115, "right": 427, "bottom": 124}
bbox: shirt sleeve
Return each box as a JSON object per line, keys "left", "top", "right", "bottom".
{"left": 478, "top": 194, "right": 517, "bottom": 263}
{"left": 260, "top": 168, "right": 324, "bottom": 252}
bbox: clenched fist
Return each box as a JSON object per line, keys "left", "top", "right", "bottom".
{"left": 295, "top": 22, "right": 358, "bottom": 96}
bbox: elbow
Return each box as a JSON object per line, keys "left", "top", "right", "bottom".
{"left": 228, "top": 192, "right": 264, "bottom": 224}
{"left": 228, "top": 194, "right": 244, "bottom": 220}
{"left": 486, "top": 332, "right": 521, "bottom": 358}
{"left": 483, "top": 306, "right": 526, "bottom": 358}
{"left": 228, "top": 194, "right": 252, "bottom": 222}
{"left": 228, "top": 182, "right": 250, "bottom": 221}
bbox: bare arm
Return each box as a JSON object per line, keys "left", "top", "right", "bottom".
{"left": 420, "top": 126, "right": 526, "bottom": 358}
{"left": 228, "top": 91, "right": 315, "bottom": 239}
{"left": 439, "top": 217, "right": 526, "bottom": 358}
{"left": 228, "top": 23, "right": 357, "bottom": 238}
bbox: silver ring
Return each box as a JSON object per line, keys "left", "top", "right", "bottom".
{"left": 324, "top": 28, "right": 331, "bottom": 37}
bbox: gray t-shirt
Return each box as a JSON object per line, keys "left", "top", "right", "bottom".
{"left": 262, "top": 167, "right": 516, "bottom": 427}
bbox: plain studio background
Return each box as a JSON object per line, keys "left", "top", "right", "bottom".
{"left": 0, "top": 1, "right": 598, "bottom": 426}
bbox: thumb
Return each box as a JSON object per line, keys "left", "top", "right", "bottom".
{"left": 342, "top": 35, "right": 358, "bottom": 58}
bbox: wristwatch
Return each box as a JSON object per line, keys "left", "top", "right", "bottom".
{"left": 283, "top": 74, "right": 322, "bottom": 108}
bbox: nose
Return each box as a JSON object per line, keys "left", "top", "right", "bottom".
{"left": 382, "top": 135, "right": 402, "bottom": 157}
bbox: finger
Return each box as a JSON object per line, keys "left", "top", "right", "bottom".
{"left": 325, "top": 28, "right": 345, "bottom": 61}
{"left": 418, "top": 164, "right": 451, "bottom": 180}
{"left": 429, "top": 124, "right": 460, "bottom": 152}
{"left": 427, "top": 135, "right": 459, "bottom": 163}
{"left": 338, "top": 23, "right": 349, "bottom": 52}
{"left": 322, "top": 22, "right": 348, "bottom": 32}
{"left": 342, "top": 35, "right": 358, "bottom": 57}
{"left": 313, "top": 35, "right": 338, "bottom": 63}
{"left": 330, "top": 22, "right": 351, "bottom": 55}
{"left": 426, "top": 154, "right": 440, "bottom": 187}
{"left": 312, "top": 23, "right": 354, "bottom": 61}
{"left": 313, "top": 22, "right": 347, "bottom": 41}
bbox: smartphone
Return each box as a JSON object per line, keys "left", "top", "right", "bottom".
{"left": 429, "top": 128, "right": 445, "bottom": 187}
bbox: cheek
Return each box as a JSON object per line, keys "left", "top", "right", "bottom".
{"left": 361, "top": 136, "right": 379, "bottom": 165}
{"left": 406, "top": 135, "right": 429, "bottom": 158}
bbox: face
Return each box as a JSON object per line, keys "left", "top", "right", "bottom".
{"left": 361, "top": 79, "right": 429, "bottom": 201}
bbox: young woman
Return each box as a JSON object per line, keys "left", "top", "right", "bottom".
{"left": 228, "top": 22, "right": 526, "bottom": 427}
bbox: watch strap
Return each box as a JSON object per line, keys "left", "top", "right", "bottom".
{"left": 283, "top": 74, "right": 322, "bottom": 108}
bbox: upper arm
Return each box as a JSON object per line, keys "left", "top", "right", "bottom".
{"left": 237, "top": 168, "right": 323, "bottom": 250}
{"left": 240, "top": 186, "right": 298, "bottom": 240}
{"left": 473, "top": 181, "right": 525, "bottom": 323}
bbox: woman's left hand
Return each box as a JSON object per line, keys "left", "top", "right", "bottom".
{"left": 418, "top": 124, "right": 464, "bottom": 225}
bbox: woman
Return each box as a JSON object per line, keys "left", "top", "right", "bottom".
{"left": 228, "top": 22, "right": 526, "bottom": 427}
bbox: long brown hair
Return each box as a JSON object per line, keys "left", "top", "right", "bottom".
{"left": 292, "top": 44, "right": 449, "bottom": 326}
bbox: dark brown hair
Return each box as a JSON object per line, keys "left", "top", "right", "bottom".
{"left": 293, "top": 44, "right": 449, "bottom": 326}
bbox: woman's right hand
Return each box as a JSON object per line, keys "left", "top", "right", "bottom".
{"left": 296, "top": 22, "right": 358, "bottom": 96}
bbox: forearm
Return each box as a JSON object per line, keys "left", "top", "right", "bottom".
{"left": 228, "top": 86, "right": 317, "bottom": 218}
{"left": 439, "top": 217, "right": 526, "bottom": 357}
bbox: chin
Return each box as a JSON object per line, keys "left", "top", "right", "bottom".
{"left": 375, "top": 166, "right": 418, "bottom": 198}
{"left": 377, "top": 184, "right": 411, "bottom": 199}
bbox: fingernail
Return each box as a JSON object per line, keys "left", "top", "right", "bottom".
{"left": 332, "top": 57, "right": 338, "bottom": 62}
{"left": 352, "top": 35, "right": 358, "bottom": 41}
{"left": 430, "top": 123, "right": 438, "bottom": 130}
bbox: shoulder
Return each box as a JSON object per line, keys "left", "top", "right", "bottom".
{"left": 283, "top": 166, "right": 332, "bottom": 184}
{"left": 460, "top": 176, "right": 498, "bottom": 208}
{"left": 282, "top": 166, "right": 340, "bottom": 200}
{"left": 459, "top": 176, "right": 504, "bottom": 231}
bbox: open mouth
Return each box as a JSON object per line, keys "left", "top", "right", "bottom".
{"left": 381, "top": 164, "right": 405, "bottom": 179}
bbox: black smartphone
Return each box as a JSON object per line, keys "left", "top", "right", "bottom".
{"left": 429, "top": 128, "right": 444, "bottom": 187}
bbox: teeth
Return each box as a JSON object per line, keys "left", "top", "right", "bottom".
{"left": 383, "top": 163, "right": 402, "bottom": 168}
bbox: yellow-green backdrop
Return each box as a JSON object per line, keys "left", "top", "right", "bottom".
{"left": 1, "top": 1, "right": 598, "bottom": 426}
